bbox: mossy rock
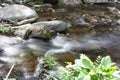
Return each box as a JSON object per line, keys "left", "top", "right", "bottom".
{"left": 24, "top": 25, "right": 54, "bottom": 40}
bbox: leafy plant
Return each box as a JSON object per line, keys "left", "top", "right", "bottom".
{"left": 43, "top": 56, "right": 58, "bottom": 70}
{"left": 57, "top": 54, "right": 120, "bottom": 80}
{"left": 0, "top": 25, "right": 14, "bottom": 36}
{"left": 0, "top": 25, "right": 11, "bottom": 33}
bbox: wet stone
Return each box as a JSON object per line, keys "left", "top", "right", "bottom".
{"left": 0, "top": 4, "right": 38, "bottom": 26}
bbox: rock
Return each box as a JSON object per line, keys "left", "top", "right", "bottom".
{"left": 117, "top": 19, "right": 120, "bottom": 25}
{"left": 32, "top": 20, "right": 68, "bottom": 33}
{"left": 107, "top": 7, "right": 120, "bottom": 17}
{"left": 33, "top": 3, "right": 55, "bottom": 12}
{"left": 66, "top": 14, "right": 89, "bottom": 27}
{"left": 61, "top": 0, "right": 81, "bottom": 6}
{"left": 13, "top": 23, "right": 54, "bottom": 40}
{"left": 24, "top": 25, "right": 53, "bottom": 40}
{"left": 0, "top": 0, "right": 13, "bottom": 3}
{"left": 0, "top": 4, "right": 38, "bottom": 25}
{"left": 13, "top": 24, "right": 32, "bottom": 38}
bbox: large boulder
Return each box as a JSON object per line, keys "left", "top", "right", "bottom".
{"left": 13, "top": 24, "right": 53, "bottom": 40}
{"left": 0, "top": 4, "right": 38, "bottom": 25}
{"left": 32, "top": 20, "right": 68, "bottom": 33}
{"left": 24, "top": 25, "right": 53, "bottom": 40}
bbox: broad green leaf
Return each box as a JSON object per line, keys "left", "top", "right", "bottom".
{"left": 80, "top": 54, "right": 94, "bottom": 69}
{"left": 99, "top": 56, "right": 112, "bottom": 68}
{"left": 75, "top": 54, "right": 94, "bottom": 69}
{"left": 81, "top": 59, "right": 94, "bottom": 69}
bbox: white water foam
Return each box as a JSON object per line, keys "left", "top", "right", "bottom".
{"left": 45, "top": 35, "right": 112, "bottom": 55}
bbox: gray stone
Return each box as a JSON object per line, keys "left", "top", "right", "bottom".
{"left": 13, "top": 24, "right": 32, "bottom": 38}
{"left": 107, "top": 7, "right": 120, "bottom": 17}
{"left": 0, "top": 4, "right": 38, "bottom": 25}
{"left": 32, "top": 20, "right": 68, "bottom": 33}
{"left": 13, "top": 24, "right": 53, "bottom": 39}
{"left": 25, "top": 25, "right": 53, "bottom": 39}
{"left": 61, "top": 0, "right": 81, "bottom": 5}
{"left": 117, "top": 19, "right": 120, "bottom": 24}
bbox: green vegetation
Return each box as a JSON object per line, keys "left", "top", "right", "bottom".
{"left": 43, "top": 56, "right": 59, "bottom": 70}
{"left": 2, "top": 55, "right": 120, "bottom": 80}
{"left": 0, "top": 25, "right": 12, "bottom": 34}
{"left": 56, "top": 54, "right": 120, "bottom": 80}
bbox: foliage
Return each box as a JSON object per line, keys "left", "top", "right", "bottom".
{"left": 43, "top": 56, "right": 58, "bottom": 70}
{"left": 57, "top": 54, "right": 120, "bottom": 80}
{"left": 0, "top": 25, "right": 12, "bottom": 34}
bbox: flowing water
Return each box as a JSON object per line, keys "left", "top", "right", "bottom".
{"left": 0, "top": 4, "right": 120, "bottom": 79}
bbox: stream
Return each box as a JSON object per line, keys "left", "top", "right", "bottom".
{"left": 0, "top": 4, "right": 120, "bottom": 80}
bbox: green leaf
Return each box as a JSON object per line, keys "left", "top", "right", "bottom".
{"left": 76, "top": 54, "right": 94, "bottom": 69}
{"left": 82, "top": 58, "right": 94, "bottom": 69}
{"left": 99, "top": 56, "right": 112, "bottom": 68}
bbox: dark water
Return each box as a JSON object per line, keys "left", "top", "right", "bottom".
{"left": 0, "top": 4, "right": 120, "bottom": 79}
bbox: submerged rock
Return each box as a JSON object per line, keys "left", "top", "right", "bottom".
{"left": 55, "top": 53, "right": 75, "bottom": 66}
{"left": 0, "top": 4, "right": 38, "bottom": 25}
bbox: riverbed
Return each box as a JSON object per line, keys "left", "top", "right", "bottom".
{"left": 0, "top": 4, "right": 120, "bottom": 80}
